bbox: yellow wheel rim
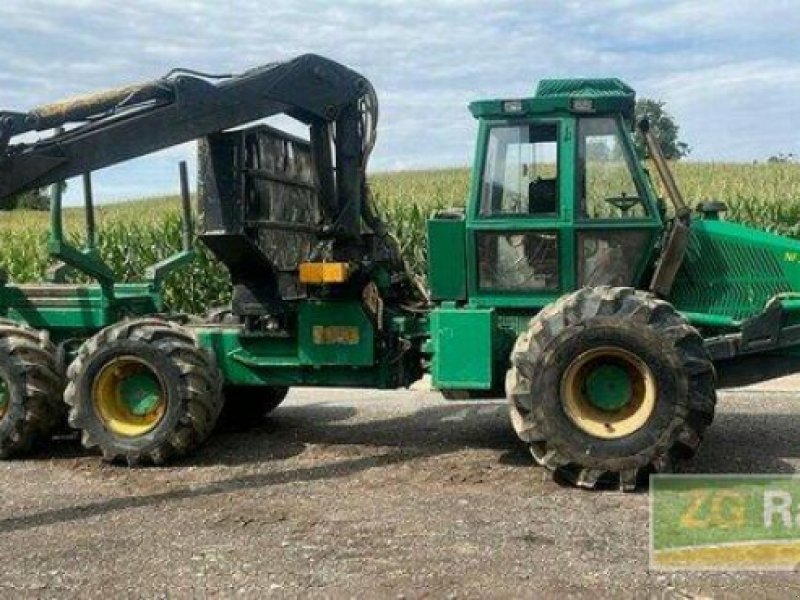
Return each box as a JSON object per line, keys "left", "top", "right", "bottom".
{"left": 92, "top": 356, "right": 167, "bottom": 438}
{"left": 561, "top": 346, "right": 656, "bottom": 439}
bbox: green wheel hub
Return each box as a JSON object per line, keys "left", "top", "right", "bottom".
{"left": 584, "top": 364, "right": 632, "bottom": 411}
{"left": 118, "top": 372, "right": 162, "bottom": 416}
{"left": 561, "top": 346, "right": 657, "bottom": 440}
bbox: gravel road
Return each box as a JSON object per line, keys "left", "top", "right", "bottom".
{"left": 2, "top": 385, "right": 800, "bottom": 598}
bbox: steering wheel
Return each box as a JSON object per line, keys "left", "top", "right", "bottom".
{"left": 604, "top": 195, "right": 642, "bottom": 213}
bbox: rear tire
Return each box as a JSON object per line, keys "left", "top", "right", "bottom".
{"left": 0, "top": 320, "right": 65, "bottom": 457}
{"left": 507, "top": 286, "right": 716, "bottom": 490}
{"left": 65, "top": 318, "right": 223, "bottom": 465}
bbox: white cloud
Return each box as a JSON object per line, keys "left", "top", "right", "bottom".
{"left": 0, "top": 0, "right": 798, "bottom": 202}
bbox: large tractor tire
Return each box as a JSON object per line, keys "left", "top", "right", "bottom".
{"left": 65, "top": 318, "right": 224, "bottom": 465}
{"left": 0, "top": 319, "right": 65, "bottom": 457}
{"left": 507, "top": 286, "right": 716, "bottom": 490}
{"left": 220, "top": 385, "right": 289, "bottom": 427}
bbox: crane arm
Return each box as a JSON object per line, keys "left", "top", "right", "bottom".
{"left": 0, "top": 53, "right": 373, "bottom": 208}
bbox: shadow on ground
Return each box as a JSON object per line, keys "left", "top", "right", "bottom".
{"left": 41, "top": 399, "right": 526, "bottom": 468}
{"left": 5, "top": 401, "right": 525, "bottom": 535}
{"left": 195, "top": 401, "right": 800, "bottom": 475}
{"left": 687, "top": 410, "right": 800, "bottom": 474}
{"left": 8, "top": 396, "right": 800, "bottom": 534}
{"left": 37, "top": 397, "right": 800, "bottom": 475}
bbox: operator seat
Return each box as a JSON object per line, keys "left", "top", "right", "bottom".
{"left": 529, "top": 177, "right": 557, "bottom": 214}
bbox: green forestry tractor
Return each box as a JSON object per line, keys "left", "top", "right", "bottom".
{"left": 1, "top": 54, "right": 798, "bottom": 490}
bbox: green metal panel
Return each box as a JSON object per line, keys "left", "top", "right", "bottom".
{"left": 427, "top": 216, "right": 466, "bottom": 301}
{"left": 535, "top": 78, "right": 635, "bottom": 100}
{"left": 298, "top": 300, "right": 374, "bottom": 366}
{"left": 193, "top": 309, "right": 423, "bottom": 390}
{"left": 0, "top": 282, "right": 161, "bottom": 340}
{"left": 670, "top": 220, "right": 800, "bottom": 321}
{"left": 196, "top": 326, "right": 398, "bottom": 388}
{"left": 430, "top": 307, "right": 494, "bottom": 389}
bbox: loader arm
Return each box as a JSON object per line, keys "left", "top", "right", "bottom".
{"left": 0, "top": 53, "right": 376, "bottom": 239}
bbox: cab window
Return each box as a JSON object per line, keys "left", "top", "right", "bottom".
{"left": 477, "top": 231, "right": 559, "bottom": 291}
{"left": 480, "top": 122, "right": 558, "bottom": 216}
{"left": 577, "top": 117, "right": 648, "bottom": 219}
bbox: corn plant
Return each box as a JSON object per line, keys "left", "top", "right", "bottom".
{"left": 1, "top": 163, "right": 798, "bottom": 312}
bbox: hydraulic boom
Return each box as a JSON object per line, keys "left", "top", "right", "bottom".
{"left": 0, "top": 53, "right": 377, "bottom": 242}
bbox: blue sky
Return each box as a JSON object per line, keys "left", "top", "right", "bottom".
{"left": 1, "top": 0, "right": 798, "bottom": 203}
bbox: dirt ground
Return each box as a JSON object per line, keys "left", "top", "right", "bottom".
{"left": 2, "top": 386, "right": 800, "bottom": 598}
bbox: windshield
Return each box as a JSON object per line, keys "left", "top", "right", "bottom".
{"left": 577, "top": 117, "right": 648, "bottom": 219}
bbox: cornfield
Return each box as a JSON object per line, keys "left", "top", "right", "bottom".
{"left": 1, "top": 163, "right": 799, "bottom": 313}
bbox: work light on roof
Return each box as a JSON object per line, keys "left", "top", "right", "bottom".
{"left": 570, "top": 98, "right": 595, "bottom": 113}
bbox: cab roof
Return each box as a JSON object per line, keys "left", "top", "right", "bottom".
{"left": 469, "top": 77, "right": 635, "bottom": 121}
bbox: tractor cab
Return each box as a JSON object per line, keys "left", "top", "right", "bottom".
{"left": 426, "top": 79, "right": 666, "bottom": 394}
{"left": 428, "top": 78, "right": 663, "bottom": 310}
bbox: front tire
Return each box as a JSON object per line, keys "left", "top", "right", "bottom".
{"left": 65, "top": 318, "right": 223, "bottom": 465}
{"left": 507, "top": 286, "right": 716, "bottom": 490}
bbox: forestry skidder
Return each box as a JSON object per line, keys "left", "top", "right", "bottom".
{"left": 1, "top": 55, "right": 798, "bottom": 489}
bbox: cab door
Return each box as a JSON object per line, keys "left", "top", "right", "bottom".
{"left": 466, "top": 117, "right": 572, "bottom": 308}
{"left": 572, "top": 116, "right": 662, "bottom": 289}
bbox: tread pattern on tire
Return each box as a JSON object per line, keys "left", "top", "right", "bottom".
{"left": 0, "top": 319, "right": 65, "bottom": 458}
{"left": 507, "top": 286, "right": 717, "bottom": 490}
{"left": 64, "top": 318, "right": 223, "bottom": 465}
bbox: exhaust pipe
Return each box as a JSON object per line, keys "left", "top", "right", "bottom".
{"left": 638, "top": 118, "right": 689, "bottom": 217}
